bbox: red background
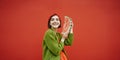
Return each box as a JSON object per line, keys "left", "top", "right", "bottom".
{"left": 0, "top": 0, "right": 120, "bottom": 60}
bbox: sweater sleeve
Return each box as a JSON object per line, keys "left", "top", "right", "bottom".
{"left": 44, "top": 30, "right": 64, "bottom": 56}
{"left": 58, "top": 33, "right": 74, "bottom": 46}
{"left": 64, "top": 33, "right": 74, "bottom": 46}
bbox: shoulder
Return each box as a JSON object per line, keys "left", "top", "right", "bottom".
{"left": 44, "top": 29, "right": 55, "bottom": 36}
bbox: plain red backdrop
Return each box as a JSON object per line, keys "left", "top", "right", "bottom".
{"left": 0, "top": 0, "right": 120, "bottom": 60}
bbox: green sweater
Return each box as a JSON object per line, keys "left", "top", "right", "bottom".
{"left": 42, "top": 28, "right": 74, "bottom": 60}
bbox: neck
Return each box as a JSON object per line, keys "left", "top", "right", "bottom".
{"left": 51, "top": 27, "right": 57, "bottom": 32}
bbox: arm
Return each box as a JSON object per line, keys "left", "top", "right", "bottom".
{"left": 59, "top": 29, "right": 74, "bottom": 46}
{"left": 61, "top": 16, "right": 74, "bottom": 46}
{"left": 64, "top": 32, "right": 74, "bottom": 46}
{"left": 44, "top": 30, "right": 64, "bottom": 56}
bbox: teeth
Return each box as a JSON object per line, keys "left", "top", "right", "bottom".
{"left": 53, "top": 22, "right": 58, "bottom": 25}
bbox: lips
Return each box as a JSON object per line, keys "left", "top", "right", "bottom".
{"left": 52, "top": 22, "right": 59, "bottom": 25}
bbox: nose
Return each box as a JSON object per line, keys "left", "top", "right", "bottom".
{"left": 55, "top": 19, "right": 58, "bottom": 22}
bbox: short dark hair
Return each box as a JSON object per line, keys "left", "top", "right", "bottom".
{"left": 48, "top": 13, "right": 61, "bottom": 28}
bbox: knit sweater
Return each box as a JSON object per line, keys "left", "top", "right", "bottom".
{"left": 43, "top": 28, "right": 74, "bottom": 60}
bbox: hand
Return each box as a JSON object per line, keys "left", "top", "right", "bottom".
{"left": 64, "top": 16, "right": 73, "bottom": 33}
{"left": 61, "top": 16, "right": 73, "bottom": 38}
{"left": 62, "top": 33, "right": 68, "bottom": 39}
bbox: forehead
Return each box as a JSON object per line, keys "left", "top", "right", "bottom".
{"left": 51, "top": 15, "right": 59, "bottom": 18}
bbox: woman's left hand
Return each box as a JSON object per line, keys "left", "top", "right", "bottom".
{"left": 61, "top": 16, "right": 73, "bottom": 38}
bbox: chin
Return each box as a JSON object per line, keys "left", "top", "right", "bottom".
{"left": 52, "top": 26, "right": 59, "bottom": 29}
{"left": 53, "top": 27, "right": 58, "bottom": 29}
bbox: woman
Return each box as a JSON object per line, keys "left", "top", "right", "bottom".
{"left": 43, "top": 13, "right": 74, "bottom": 60}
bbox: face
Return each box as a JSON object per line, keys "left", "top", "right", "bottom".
{"left": 50, "top": 15, "right": 60, "bottom": 29}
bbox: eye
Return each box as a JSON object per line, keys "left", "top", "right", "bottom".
{"left": 56, "top": 18, "right": 59, "bottom": 21}
{"left": 51, "top": 18, "right": 54, "bottom": 21}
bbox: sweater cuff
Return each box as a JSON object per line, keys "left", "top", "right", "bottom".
{"left": 61, "top": 37, "right": 65, "bottom": 42}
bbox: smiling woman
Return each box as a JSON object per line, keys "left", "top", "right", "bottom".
{"left": 42, "top": 13, "right": 74, "bottom": 60}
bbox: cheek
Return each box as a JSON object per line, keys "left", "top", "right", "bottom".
{"left": 58, "top": 21, "right": 60, "bottom": 24}
{"left": 50, "top": 21, "right": 53, "bottom": 24}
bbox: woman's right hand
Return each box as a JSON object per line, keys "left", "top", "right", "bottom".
{"left": 61, "top": 16, "right": 73, "bottom": 38}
